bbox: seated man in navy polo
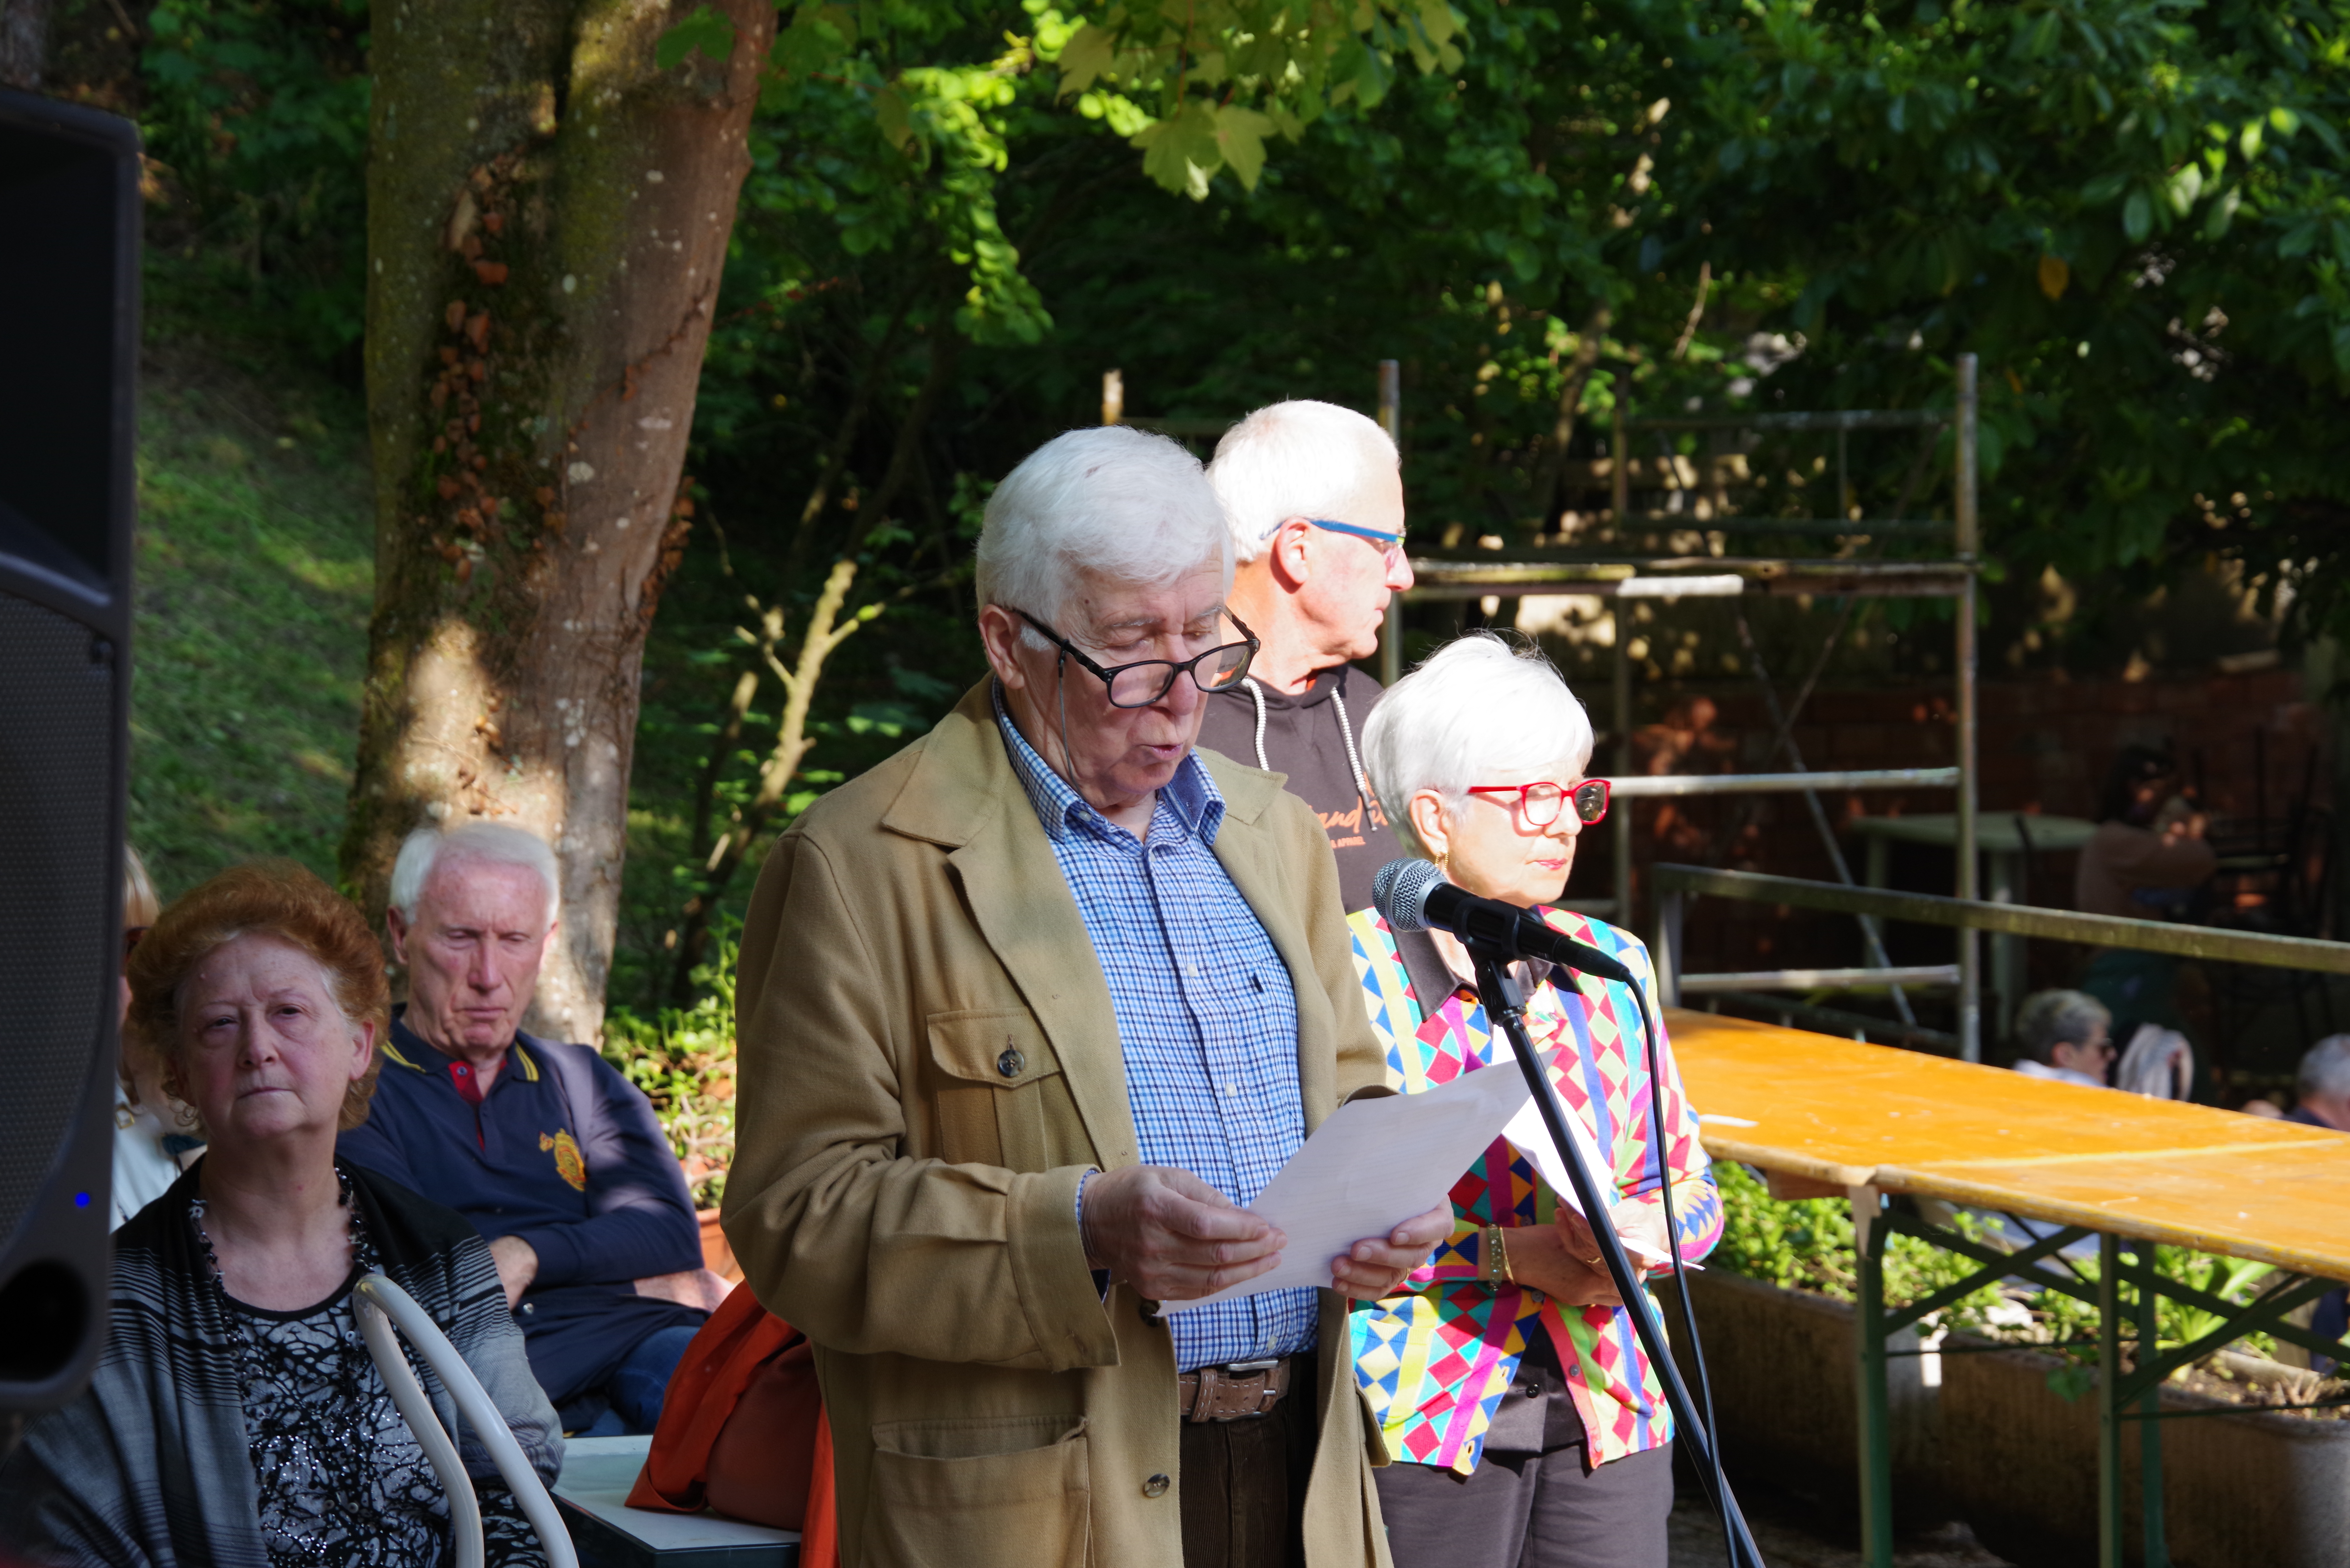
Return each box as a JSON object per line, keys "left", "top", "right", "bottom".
{"left": 339, "top": 822, "right": 721, "bottom": 1435}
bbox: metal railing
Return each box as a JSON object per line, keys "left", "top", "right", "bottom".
{"left": 1650, "top": 863, "right": 2350, "bottom": 1026}
{"left": 1611, "top": 767, "right": 1956, "bottom": 799}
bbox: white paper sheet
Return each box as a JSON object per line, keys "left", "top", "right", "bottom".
{"left": 1500, "top": 1098, "right": 1672, "bottom": 1265}
{"left": 1161, "top": 1063, "right": 1532, "bottom": 1312}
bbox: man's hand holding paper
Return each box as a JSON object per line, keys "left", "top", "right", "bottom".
{"left": 1164, "top": 1052, "right": 1534, "bottom": 1312}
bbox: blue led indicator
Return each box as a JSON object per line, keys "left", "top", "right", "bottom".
{"left": 73, "top": 1192, "right": 91, "bottom": 1209}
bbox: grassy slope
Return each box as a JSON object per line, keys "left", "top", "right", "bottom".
{"left": 128, "top": 342, "right": 375, "bottom": 901}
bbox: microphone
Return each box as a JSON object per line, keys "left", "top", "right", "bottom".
{"left": 1373, "top": 858, "right": 1635, "bottom": 984}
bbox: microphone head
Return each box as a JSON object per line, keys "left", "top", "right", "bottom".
{"left": 1373, "top": 857, "right": 1444, "bottom": 932}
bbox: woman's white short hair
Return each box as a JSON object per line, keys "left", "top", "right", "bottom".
{"left": 974, "top": 426, "right": 1233, "bottom": 637}
{"left": 1207, "top": 400, "right": 1399, "bottom": 564}
{"left": 389, "top": 822, "right": 560, "bottom": 925}
{"left": 1361, "top": 633, "right": 1597, "bottom": 859}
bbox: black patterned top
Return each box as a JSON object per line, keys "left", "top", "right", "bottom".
{"left": 192, "top": 1178, "right": 549, "bottom": 1568}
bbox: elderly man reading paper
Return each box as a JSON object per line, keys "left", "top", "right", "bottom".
{"left": 724, "top": 426, "right": 1449, "bottom": 1568}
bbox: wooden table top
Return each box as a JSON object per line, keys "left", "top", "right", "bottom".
{"left": 1668, "top": 1007, "right": 2350, "bottom": 1279}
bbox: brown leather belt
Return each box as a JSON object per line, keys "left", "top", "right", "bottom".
{"left": 1176, "top": 1357, "right": 1292, "bottom": 1422}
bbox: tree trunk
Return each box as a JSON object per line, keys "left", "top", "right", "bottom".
{"left": 343, "top": 0, "right": 775, "bottom": 1044}
{"left": 0, "top": 0, "right": 52, "bottom": 88}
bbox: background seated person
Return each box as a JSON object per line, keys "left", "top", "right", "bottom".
{"left": 113, "top": 844, "right": 205, "bottom": 1230}
{"left": 338, "top": 823, "right": 720, "bottom": 1436}
{"left": 2012, "top": 990, "right": 2115, "bottom": 1088}
{"left": 2075, "top": 746, "right": 2215, "bottom": 1092}
{"left": 2282, "top": 1035, "right": 2350, "bottom": 1131}
{"left": 1, "top": 862, "right": 559, "bottom": 1567}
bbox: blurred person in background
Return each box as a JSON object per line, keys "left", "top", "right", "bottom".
{"left": 2282, "top": 1035, "right": 2350, "bottom": 1131}
{"left": 2011, "top": 991, "right": 2116, "bottom": 1089}
{"left": 2075, "top": 746, "right": 2215, "bottom": 1094}
{"left": 1, "top": 861, "right": 559, "bottom": 1566}
{"left": 1344, "top": 633, "right": 1722, "bottom": 1568}
{"left": 1200, "top": 399, "right": 1412, "bottom": 914}
{"left": 338, "top": 822, "right": 719, "bottom": 1438}
{"left": 112, "top": 847, "right": 203, "bottom": 1230}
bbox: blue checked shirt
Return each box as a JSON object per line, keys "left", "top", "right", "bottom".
{"left": 993, "top": 687, "right": 1318, "bottom": 1372}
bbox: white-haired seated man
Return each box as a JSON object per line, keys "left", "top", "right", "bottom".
{"left": 723, "top": 424, "right": 1449, "bottom": 1568}
{"left": 338, "top": 823, "right": 718, "bottom": 1436}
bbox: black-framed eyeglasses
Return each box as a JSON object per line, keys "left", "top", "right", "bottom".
{"left": 1016, "top": 609, "right": 1260, "bottom": 709}
{"left": 1465, "top": 778, "right": 1611, "bottom": 827}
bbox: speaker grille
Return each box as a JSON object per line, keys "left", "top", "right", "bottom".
{"left": 0, "top": 592, "right": 113, "bottom": 1243}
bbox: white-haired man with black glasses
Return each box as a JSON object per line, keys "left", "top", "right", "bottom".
{"left": 1201, "top": 399, "right": 1415, "bottom": 914}
{"left": 726, "top": 424, "right": 1447, "bottom": 1568}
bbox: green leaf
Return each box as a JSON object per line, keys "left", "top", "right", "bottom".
{"left": 2122, "top": 188, "right": 2153, "bottom": 243}
{"left": 874, "top": 86, "right": 913, "bottom": 155}
{"left": 1134, "top": 99, "right": 1220, "bottom": 198}
{"left": 1056, "top": 21, "right": 1116, "bottom": 97}
{"left": 1213, "top": 105, "right": 1277, "bottom": 192}
{"left": 773, "top": 3, "right": 856, "bottom": 79}
{"left": 2203, "top": 186, "right": 2241, "bottom": 240}
{"left": 655, "top": 4, "right": 735, "bottom": 70}
{"left": 2165, "top": 162, "right": 2202, "bottom": 215}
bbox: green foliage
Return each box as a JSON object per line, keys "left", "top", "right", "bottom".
{"left": 1060, "top": 0, "right": 1463, "bottom": 194}
{"left": 655, "top": 4, "right": 737, "bottom": 69}
{"left": 1715, "top": 1165, "right": 2284, "bottom": 1382}
{"left": 603, "top": 918, "right": 742, "bottom": 1210}
{"left": 127, "top": 353, "right": 373, "bottom": 897}
{"left": 1672, "top": 0, "right": 2350, "bottom": 654}
{"left": 1712, "top": 1161, "right": 2005, "bottom": 1326}
{"left": 140, "top": 0, "right": 372, "bottom": 361}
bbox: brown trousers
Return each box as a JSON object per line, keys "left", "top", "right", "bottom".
{"left": 1178, "top": 1351, "right": 1318, "bottom": 1568}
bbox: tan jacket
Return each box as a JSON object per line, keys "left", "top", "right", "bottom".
{"left": 724, "top": 681, "right": 1394, "bottom": 1568}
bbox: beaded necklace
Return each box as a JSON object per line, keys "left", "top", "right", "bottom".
{"left": 190, "top": 1167, "right": 440, "bottom": 1567}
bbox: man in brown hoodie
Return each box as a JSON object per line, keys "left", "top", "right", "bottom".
{"left": 1201, "top": 401, "right": 1414, "bottom": 916}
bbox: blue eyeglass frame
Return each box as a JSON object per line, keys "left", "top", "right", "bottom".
{"left": 1305, "top": 518, "right": 1406, "bottom": 549}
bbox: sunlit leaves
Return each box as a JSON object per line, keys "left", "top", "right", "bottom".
{"left": 1055, "top": 0, "right": 1464, "bottom": 196}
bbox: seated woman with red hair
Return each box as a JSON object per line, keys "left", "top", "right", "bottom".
{"left": 0, "top": 862, "right": 560, "bottom": 1567}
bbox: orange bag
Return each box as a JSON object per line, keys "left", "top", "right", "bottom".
{"left": 625, "top": 1284, "right": 839, "bottom": 1568}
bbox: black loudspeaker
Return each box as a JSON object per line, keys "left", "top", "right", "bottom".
{"left": 0, "top": 89, "right": 140, "bottom": 1414}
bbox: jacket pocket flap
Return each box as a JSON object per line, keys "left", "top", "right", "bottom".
{"left": 927, "top": 1010, "right": 1061, "bottom": 1088}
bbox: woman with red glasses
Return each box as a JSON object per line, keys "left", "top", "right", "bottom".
{"left": 1345, "top": 633, "right": 1720, "bottom": 1568}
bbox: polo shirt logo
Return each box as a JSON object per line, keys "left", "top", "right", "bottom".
{"left": 539, "top": 1129, "right": 587, "bottom": 1191}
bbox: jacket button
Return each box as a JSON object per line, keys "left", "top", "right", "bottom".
{"left": 1142, "top": 1473, "right": 1171, "bottom": 1498}
{"left": 997, "top": 1047, "right": 1026, "bottom": 1079}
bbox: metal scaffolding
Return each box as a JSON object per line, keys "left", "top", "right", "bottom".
{"left": 1388, "top": 356, "right": 1987, "bottom": 1056}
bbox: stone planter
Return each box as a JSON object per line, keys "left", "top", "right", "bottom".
{"left": 1664, "top": 1271, "right": 2350, "bottom": 1567}
{"left": 698, "top": 1206, "right": 742, "bottom": 1282}
{"left": 1659, "top": 1268, "right": 1944, "bottom": 1528}
{"left": 1937, "top": 1335, "right": 2350, "bottom": 1568}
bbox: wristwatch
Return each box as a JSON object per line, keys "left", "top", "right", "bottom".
{"left": 1479, "top": 1224, "right": 1513, "bottom": 1286}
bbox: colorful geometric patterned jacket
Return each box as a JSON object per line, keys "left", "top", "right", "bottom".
{"left": 1345, "top": 905, "right": 1723, "bottom": 1474}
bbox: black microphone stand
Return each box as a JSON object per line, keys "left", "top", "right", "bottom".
{"left": 1465, "top": 940, "right": 1765, "bottom": 1568}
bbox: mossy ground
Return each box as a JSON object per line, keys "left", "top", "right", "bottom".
{"left": 127, "top": 339, "right": 374, "bottom": 900}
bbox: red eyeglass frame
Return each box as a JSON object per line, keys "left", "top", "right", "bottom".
{"left": 1463, "top": 778, "right": 1612, "bottom": 827}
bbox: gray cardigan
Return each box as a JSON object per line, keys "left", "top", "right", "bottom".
{"left": 0, "top": 1160, "right": 563, "bottom": 1567}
